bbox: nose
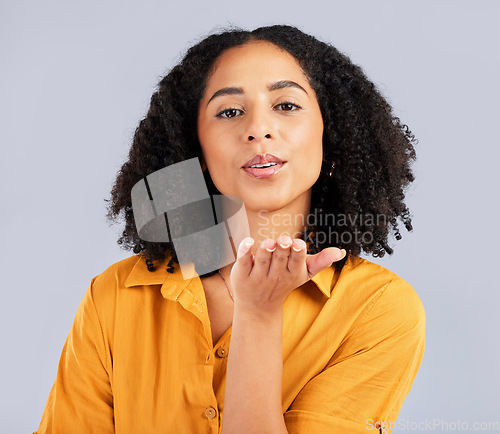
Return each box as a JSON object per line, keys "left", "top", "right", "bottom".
{"left": 242, "top": 107, "right": 275, "bottom": 143}
{"left": 248, "top": 133, "right": 271, "bottom": 141}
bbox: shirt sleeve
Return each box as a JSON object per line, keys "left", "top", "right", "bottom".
{"left": 35, "top": 276, "right": 114, "bottom": 434}
{"left": 284, "top": 277, "right": 426, "bottom": 434}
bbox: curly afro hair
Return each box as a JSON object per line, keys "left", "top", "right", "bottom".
{"left": 106, "top": 24, "right": 417, "bottom": 275}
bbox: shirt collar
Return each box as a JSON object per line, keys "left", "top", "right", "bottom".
{"left": 124, "top": 256, "right": 336, "bottom": 298}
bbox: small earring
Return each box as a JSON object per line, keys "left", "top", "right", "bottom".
{"left": 322, "top": 160, "right": 335, "bottom": 178}
{"left": 328, "top": 161, "right": 335, "bottom": 177}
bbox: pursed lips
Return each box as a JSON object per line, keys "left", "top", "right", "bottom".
{"left": 242, "top": 153, "right": 285, "bottom": 168}
{"left": 241, "top": 154, "right": 286, "bottom": 179}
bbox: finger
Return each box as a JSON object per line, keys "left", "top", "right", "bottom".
{"left": 268, "top": 235, "right": 293, "bottom": 276}
{"left": 305, "top": 247, "right": 346, "bottom": 278}
{"left": 235, "top": 237, "right": 255, "bottom": 276}
{"left": 251, "top": 238, "right": 276, "bottom": 278}
{"left": 287, "top": 238, "right": 307, "bottom": 272}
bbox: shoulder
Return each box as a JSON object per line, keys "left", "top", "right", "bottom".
{"left": 337, "top": 255, "right": 425, "bottom": 332}
{"left": 78, "top": 255, "right": 168, "bottom": 344}
{"left": 328, "top": 256, "right": 426, "bottom": 371}
{"left": 339, "top": 254, "right": 402, "bottom": 290}
{"left": 93, "top": 255, "right": 142, "bottom": 283}
{"left": 83, "top": 255, "right": 145, "bottom": 320}
{"left": 88, "top": 253, "right": 173, "bottom": 308}
{"left": 91, "top": 255, "right": 142, "bottom": 295}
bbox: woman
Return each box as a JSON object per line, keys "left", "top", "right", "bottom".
{"left": 35, "top": 25, "right": 424, "bottom": 434}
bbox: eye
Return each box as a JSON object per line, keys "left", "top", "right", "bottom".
{"left": 216, "top": 107, "right": 244, "bottom": 118}
{"left": 275, "top": 102, "right": 302, "bottom": 112}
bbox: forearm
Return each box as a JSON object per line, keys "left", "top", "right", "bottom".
{"left": 221, "top": 306, "right": 288, "bottom": 434}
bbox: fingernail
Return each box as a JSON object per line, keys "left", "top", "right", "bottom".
{"left": 266, "top": 240, "right": 277, "bottom": 252}
{"left": 238, "top": 237, "right": 254, "bottom": 257}
{"left": 339, "top": 249, "right": 347, "bottom": 260}
{"left": 279, "top": 237, "right": 292, "bottom": 249}
{"left": 292, "top": 240, "right": 306, "bottom": 252}
{"left": 261, "top": 240, "right": 276, "bottom": 252}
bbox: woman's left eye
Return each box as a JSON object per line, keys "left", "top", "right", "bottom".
{"left": 275, "top": 102, "right": 302, "bottom": 111}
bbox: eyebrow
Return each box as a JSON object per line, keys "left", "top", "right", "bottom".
{"left": 206, "top": 80, "right": 308, "bottom": 107}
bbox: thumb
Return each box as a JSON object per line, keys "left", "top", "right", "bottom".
{"left": 305, "top": 247, "right": 346, "bottom": 278}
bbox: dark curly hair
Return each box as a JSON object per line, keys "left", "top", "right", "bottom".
{"left": 105, "top": 24, "right": 417, "bottom": 275}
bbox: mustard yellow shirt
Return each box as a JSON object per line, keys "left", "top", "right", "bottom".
{"left": 35, "top": 254, "right": 425, "bottom": 434}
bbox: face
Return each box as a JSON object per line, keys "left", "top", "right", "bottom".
{"left": 197, "top": 41, "right": 324, "bottom": 214}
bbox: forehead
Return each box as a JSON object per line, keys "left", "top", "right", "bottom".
{"left": 206, "top": 41, "right": 308, "bottom": 87}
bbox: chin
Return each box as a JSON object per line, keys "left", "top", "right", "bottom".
{"left": 242, "top": 195, "right": 292, "bottom": 214}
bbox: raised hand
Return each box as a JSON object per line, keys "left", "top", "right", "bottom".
{"left": 230, "top": 236, "right": 346, "bottom": 314}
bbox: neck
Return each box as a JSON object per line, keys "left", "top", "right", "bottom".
{"left": 245, "top": 208, "right": 308, "bottom": 247}
{"left": 219, "top": 190, "right": 312, "bottom": 275}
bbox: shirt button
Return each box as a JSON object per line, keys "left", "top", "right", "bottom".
{"left": 216, "top": 346, "right": 228, "bottom": 358}
{"left": 204, "top": 406, "right": 217, "bottom": 419}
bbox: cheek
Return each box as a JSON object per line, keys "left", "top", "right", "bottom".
{"left": 197, "top": 115, "right": 219, "bottom": 154}
{"left": 300, "top": 120, "right": 323, "bottom": 180}
{"left": 296, "top": 121, "right": 323, "bottom": 158}
{"left": 198, "top": 139, "right": 231, "bottom": 189}
{"left": 202, "top": 146, "right": 227, "bottom": 174}
{"left": 311, "top": 116, "right": 324, "bottom": 163}
{"left": 198, "top": 130, "right": 220, "bottom": 165}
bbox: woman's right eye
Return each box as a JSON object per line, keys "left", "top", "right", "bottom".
{"left": 216, "top": 108, "right": 243, "bottom": 118}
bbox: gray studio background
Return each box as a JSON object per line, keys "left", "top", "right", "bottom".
{"left": 1, "top": 1, "right": 499, "bottom": 433}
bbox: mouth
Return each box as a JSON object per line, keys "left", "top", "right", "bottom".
{"left": 241, "top": 153, "right": 287, "bottom": 179}
{"left": 241, "top": 161, "right": 286, "bottom": 179}
{"left": 242, "top": 153, "right": 285, "bottom": 168}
